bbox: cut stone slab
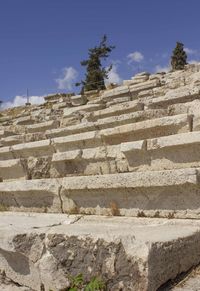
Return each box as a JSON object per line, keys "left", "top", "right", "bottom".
{"left": 0, "top": 146, "right": 13, "bottom": 161}
{"left": 119, "top": 131, "right": 200, "bottom": 173}
{"left": 0, "top": 213, "right": 200, "bottom": 291}
{"left": 0, "top": 179, "right": 61, "bottom": 212}
{"left": 99, "top": 114, "right": 192, "bottom": 145}
{"left": 70, "top": 94, "right": 87, "bottom": 106}
{"left": 46, "top": 108, "right": 168, "bottom": 139}
{"left": 0, "top": 129, "right": 16, "bottom": 138}
{"left": 60, "top": 167, "right": 200, "bottom": 218}
{"left": 101, "top": 85, "right": 130, "bottom": 102}
{"left": 170, "top": 268, "right": 200, "bottom": 291}
{"left": 129, "top": 79, "right": 160, "bottom": 97}
{"left": 1, "top": 168, "right": 200, "bottom": 218}
{"left": 26, "top": 120, "right": 60, "bottom": 133}
{"left": 86, "top": 100, "right": 144, "bottom": 121}
{"left": 148, "top": 131, "right": 200, "bottom": 150}
{"left": 0, "top": 135, "right": 24, "bottom": 146}
{"left": 52, "top": 130, "right": 101, "bottom": 151}
{"left": 63, "top": 103, "right": 105, "bottom": 117}
{"left": 12, "top": 140, "right": 55, "bottom": 158}
{"left": 106, "top": 96, "right": 131, "bottom": 106}
{"left": 147, "top": 85, "right": 200, "bottom": 109}
{"left": 14, "top": 116, "right": 35, "bottom": 126}
{"left": 0, "top": 159, "right": 27, "bottom": 181}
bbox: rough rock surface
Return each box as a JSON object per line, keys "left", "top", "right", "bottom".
{"left": 1, "top": 213, "right": 200, "bottom": 291}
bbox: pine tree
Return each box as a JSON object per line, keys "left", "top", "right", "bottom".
{"left": 171, "top": 42, "right": 187, "bottom": 71}
{"left": 76, "top": 35, "right": 115, "bottom": 92}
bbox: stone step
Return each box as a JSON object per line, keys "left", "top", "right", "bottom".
{"left": 0, "top": 129, "right": 17, "bottom": 138}
{"left": 1, "top": 98, "right": 195, "bottom": 147}
{"left": 121, "top": 131, "right": 200, "bottom": 172}
{"left": 63, "top": 103, "right": 106, "bottom": 118}
{"left": 0, "top": 114, "right": 192, "bottom": 161}
{"left": 46, "top": 108, "right": 168, "bottom": 139}
{"left": 105, "top": 95, "right": 131, "bottom": 106}
{"left": 0, "top": 107, "right": 176, "bottom": 146}
{"left": 3, "top": 130, "right": 200, "bottom": 180}
{"left": 129, "top": 78, "right": 161, "bottom": 98}
{"left": 0, "top": 135, "right": 24, "bottom": 147}
{"left": 146, "top": 85, "right": 200, "bottom": 109}
{"left": 0, "top": 168, "right": 200, "bottom": 219}
{"left": 26, "top": 120, "right": 60, "bottom": 133}
{"left": 0, "top": 159, "right": 27, "bottom": 181}
{"left": 99, "top": 113, "right": 191, "bottom": 145}
{"left": 0, "top": 213, "right": 200, "bottom": 291}
{"left": 85, "top": 100, "right": 144, "bottom": 121}
{"left": 100, "top": 85, "right": 130, "bottom": 102}
{"left": 0, "top": 132, "right": 47, "bottom": 147}
{"left": 52, "top": 114, "right": 191, "bottom": 152}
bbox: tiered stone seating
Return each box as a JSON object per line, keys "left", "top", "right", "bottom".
{"left": 1, "top": 64, "right": 200, "bottom": 290}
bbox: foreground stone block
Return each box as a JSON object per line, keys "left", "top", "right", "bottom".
{"left": 0, "top": 213, "right": 200, "bottom": 291}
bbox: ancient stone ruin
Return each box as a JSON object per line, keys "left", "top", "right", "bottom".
{"left": 1, "top": 64, "right": 200, "bottom": 290}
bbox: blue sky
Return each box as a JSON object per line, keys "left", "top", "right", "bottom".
{"left": 0, "top": 0, "right": 200, "bottom": 107}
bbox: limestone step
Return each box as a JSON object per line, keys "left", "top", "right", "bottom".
{"left": 0, "top": 114, "right": 192, "bottom": 161}
{"left": 0, "top": 129, "right": 17, "bottom": 138}
{"left": 1, "top": 98, "right": 196, "bottom": 147}
{"left": 99, "top": 113, "right": 191, "bottom": 145}
{"left": 0, "top": 107, "right": 181, "bottom": 146}
{"left": 121, "top": 131, "right": 200, "bottom": 172}
{"left": 0, "top": 213, "right": 200, "bottom": 291}
{"left": 0, "top": 159, "right": 27, "bottom": 181}
{"left": 0, "top": 132, "right": 47, "bottom": 147}
{"left": 0, "top": 168, "right": 200, "bottom": 219}
{"left": 146, "top": 85, "right": 200, "bottom": 109}
{"left": 0, "top": 135, "right": 24, "bottom": 146}
{"left": 85, "top": 100, "right": 144, "bottom": 121}
{"left": 129, "top": 78, "right": 161, "bottom": 98}
{"left": 105, "top": 95, "right": 131, "bottom": 106}
{"left": 3, "top": 130, "right": 200, "bottom": 180}
{"left": 167, "top": 99, "right": 200, "bottom": 116}
{"left": 51, "top": 113, "right": 191, "bottom": 152}
{"left": 46, "top": 108, "right": 168, "bottom": 139}
{"left": 26, "top": 120, "right": 60, "bottom": 133}
{"left": 100, "top": 85, "right": 130, "bottom": 102}
{"left": 63, "top": 103, "right": 106, "bottom": 118}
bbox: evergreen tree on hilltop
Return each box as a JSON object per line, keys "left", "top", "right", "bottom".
{"left": 76, "top": 35, "right": 115, "bottom": 92}
{"left": 171, "top": 42, "right": 187, "bottom": 71}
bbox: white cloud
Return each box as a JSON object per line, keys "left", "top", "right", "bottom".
{"left": 188, "top": 59, "right": 199, "bottom": 64}
{"left": 127, "top": 51, "right": 144, "bottom": 64}
{"left": 55, "top": 67, "right": 78, "bottom": 90}
{"left": 106, "top": 63, "right": 122, "bottom": 84}
{"left": 184, "top": 48, "right": 197, "bottom": 55}
{"left": 2, "top": 95, "right": 44, "bottom": 109}
{"left": 154, "top": 65, "right": 170, "bottom": 73}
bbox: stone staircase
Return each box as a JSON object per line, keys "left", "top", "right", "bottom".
{"left": 1, "top": 64, "right": 200, "bottom": 290}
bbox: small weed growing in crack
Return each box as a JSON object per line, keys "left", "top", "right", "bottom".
{"left": 49, "top": 273, "right": 106, "bottom": 291}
